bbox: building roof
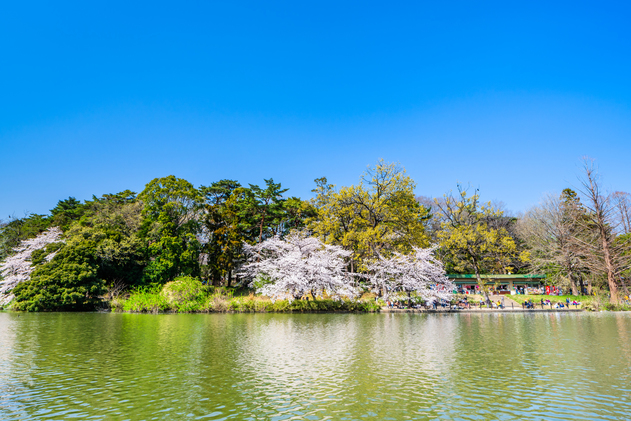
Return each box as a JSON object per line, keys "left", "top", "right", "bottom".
{"left": 447, "top": 274, "right": 546, "bottom": 279}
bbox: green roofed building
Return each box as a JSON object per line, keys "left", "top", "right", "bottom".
{"left": 448, "top": 274, "right": 546, "bottom": 295}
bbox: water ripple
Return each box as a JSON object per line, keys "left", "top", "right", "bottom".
{"left": 0, "top": 312, "right": 630, "bottom": 420}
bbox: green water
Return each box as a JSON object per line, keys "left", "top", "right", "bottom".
{"left": 0, "top": 312, "right": 630, "bottom": 420}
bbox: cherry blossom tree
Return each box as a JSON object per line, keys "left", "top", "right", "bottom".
{"left": 364, "top": 246, "right": 455, "bottom": 303}
{"left": 0, "top": 227, "right": 64, "bottom": 306}
{"left": 241, "top": 231, "right": 358, "bottom": 301}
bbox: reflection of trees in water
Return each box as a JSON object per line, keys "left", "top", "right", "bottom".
{"left": 359, "top": 314, "right": 458, "bottom": 418}
{"left": 367, "top": 313, "right": 457, "bottom": 376}
{"left": 447, "top": 313, "right": 631, "bottom": 419}
{"left": 234, "top": 314, "right": 360, "bottom": 418}
{"left": 0, "top": 313, "right": 27, "bottom": 419}
{"left": 615, "top": 313, "right": 631, "bottom": 359}
{"left": 0, "top": 314, "right": 243, "bottom": 419}
{"left": 0, "top": 314, "right": 75, "bottom": 419}
{"left": 231, "top": 313, "right": 631, "bottom": 420}
{"left": 2, "top": 313, "right": 631, "bottom": 420}
{"left": 233, "top": 313, "right": 460, "bottom": 419}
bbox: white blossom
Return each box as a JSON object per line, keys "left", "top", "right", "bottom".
{"left": 364, "top": 246, "right": 455, "bottom": 302}
{"left": 241, "top": 231, "right": 358, "bottom": 301}
{"left": 0, "top": 227, "right": 64, "bottom": 306}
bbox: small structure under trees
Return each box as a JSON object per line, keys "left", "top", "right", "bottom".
{"left": 448, "top": 274, "right": 545, "bottom": 295}
{"left": 434, "top": 185, "right": 529, "bottom": 298}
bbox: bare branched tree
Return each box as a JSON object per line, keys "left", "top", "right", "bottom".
{"left": 416, "top": 195, "right": 444, "bottom": 239}
{"left": 105, "top": 278, "right": 128, "bottom": 300}
{"left": 574, "top": 158, "right": 631, "bottom": 303}
{"left": 517, "top": 191, "right": 587, "bottom": 295}
{"left": 611, "top": 191, "right": 631, "bottom": 235}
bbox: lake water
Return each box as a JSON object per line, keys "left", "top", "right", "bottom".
{"left": 0, "top": 312, "right": 630, "bottom": 420}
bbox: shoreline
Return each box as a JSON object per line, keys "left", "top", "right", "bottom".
{"left": 1, "top": 308, "right": 593, "bottom": 314}
{"left": 381, "top": 308, "right": 585, "bottom": 314}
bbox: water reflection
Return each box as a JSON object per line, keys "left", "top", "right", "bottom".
{"left": 0, "top": 312, "right": 629, "bottom": 420}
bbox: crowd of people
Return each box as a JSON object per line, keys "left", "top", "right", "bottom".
{"left": 383, "top": 294, "right": 586, "bottom": 311}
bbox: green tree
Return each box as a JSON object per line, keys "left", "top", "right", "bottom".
{"left": 70, "top": 191, "right": 147, "bottom": 296}
{"left": 282, "top": 197, "right": 317, "bottom": 234}
{"left": 435, "top": 185, "right": 528, "bottom": 296}
{"left": 309, "top": 161, "right": 430, "bottom": 272}
{"left": 12, "top": 238, "right": 105, "bottom": 311}
{"left": 248, "top": 179, "right": 289, "bottom": 243}
{"left": 200, "top": 180, "right": 246, "bottom": 286}
{"left": 50, "top": 197, "right": 86, "bottom": 230}
{"left": 199, "top": 179, "right": 311, "bottom": 286}
{"left": 139, "top": 176, "right": 203, "bottom": 285}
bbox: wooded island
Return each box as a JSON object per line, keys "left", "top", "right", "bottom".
{"left": 1, "top": 159, "right": 629, "bottom": 312}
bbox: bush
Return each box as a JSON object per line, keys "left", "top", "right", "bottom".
{"left": 204, "top": 295, "right": 229, "bottom": 312}
{"left": 268, "top": 298, "right": 380, "bottom": 313}
{"left": 12, "top": 242, "right": 105, "bottom": 312}
{"left": 161, "top": 276, "right": 206, "bottom": 305}
{"left": 117, "top": 278, "right": 211, "bottom": 313}
{"left": 113, "top": 286, "right": 381, "bottom": 314}
{"left": 120, "top": 286, "right": 170, "bottom": 313}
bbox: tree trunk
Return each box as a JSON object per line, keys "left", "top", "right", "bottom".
{"left": 601, "top": 229, "right": 620, "bottom": 304}
{"left": 258, "top": 210, "right": 267, "bottom": 243}
{"left": 568, "top": 272, "right": 579, "bottom": 296}
{"left": 566, "top": 257, "right": 579, "bottom": 295}
{"left": 471, "top": 254, "right": 488, "bottom": 300}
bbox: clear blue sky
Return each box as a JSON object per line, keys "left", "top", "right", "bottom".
{"left": 1, "top": 0, "right": 630, "bottom": 218}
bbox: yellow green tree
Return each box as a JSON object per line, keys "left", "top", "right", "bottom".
{"left": 435, "top": 185, "right": 529, "bottom": 295}
{"left": 309, "top": 161, "right": 430, "bottom": 272}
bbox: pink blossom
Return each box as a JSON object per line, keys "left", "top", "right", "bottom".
{"left": 241, "top": 231, "right": 357, "bottom": 301}
{"left": 0, "top": 227, "right": 64, "bottom": 305}
{"left": 364, "top": 246, "right": 455, "bottom": 302}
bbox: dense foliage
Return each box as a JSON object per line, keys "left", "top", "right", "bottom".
{"left": 1, "top": 159, "right": 629, "bottom": 310}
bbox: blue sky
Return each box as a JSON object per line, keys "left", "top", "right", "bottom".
{"left": 1, "top": 0, "right": 630, "bottom": 218}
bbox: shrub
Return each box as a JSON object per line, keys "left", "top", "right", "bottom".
{"left": 161, "top": 276, "right": 206, "bottom": 305}
{"left": 12, "top": 242, "right": 105, "bottom": 311}
{"left": 121, "top": 286, "right": 170, "bottom": 313}
{"left": 113, "top": 287, "right": 381, "bottom": 314}
{"left": 197, "top": 294, "right": 223, "bottom": 312}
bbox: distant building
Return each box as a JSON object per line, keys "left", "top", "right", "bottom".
{"left": 448, "top": 274, "right": 546, "bottom": 295}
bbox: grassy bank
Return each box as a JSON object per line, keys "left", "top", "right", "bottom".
{"left": 110, "top": 283, "right": 381, "bottom": 314}
{"left": 509, "top": 294, "right": 593, "bottom": 305}
{"left": 508, "top": 294, "right": 631, "bottom": 311}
